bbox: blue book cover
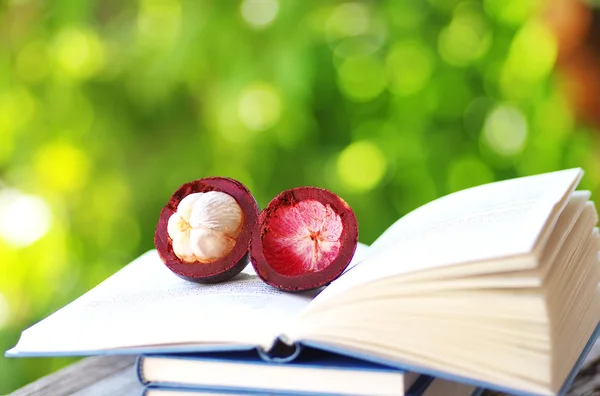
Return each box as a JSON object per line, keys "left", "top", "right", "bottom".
{"left": 137, "top": 349, "right": 416, "bottom": 396}
{"left": 139, "top": 376, "right": 484, "bottom": 396}
{"left": 140, "top": 384, "right": 485, "bottom": 396}
{"left": 138, "top": 349, "right": 410, "bottom": 383}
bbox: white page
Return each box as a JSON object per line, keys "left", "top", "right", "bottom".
{"left": 8, "top": 251, "right": 314, "bottom": 355}
{"left": 313, "top": 169, "right": 583, "bottom": 301}
{"left": 8, "top": 243, "right": 370, "bottom": 356}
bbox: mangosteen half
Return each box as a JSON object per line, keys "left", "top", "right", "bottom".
{"left": 154, "top": 177, "right": 259, "bottom": 283}
{"left": 250, "top": 187, "right": 358, "bottom": 292}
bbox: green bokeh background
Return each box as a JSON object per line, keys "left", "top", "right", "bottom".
{"left": 1, "top": 0, "right": 600, "bottom": 393}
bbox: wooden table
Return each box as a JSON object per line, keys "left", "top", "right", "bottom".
{"left": 8, "top": 356, "right": 141, "bottom": 396}
{"left": 9, "top": 343, "right": 600, "bottom": 396}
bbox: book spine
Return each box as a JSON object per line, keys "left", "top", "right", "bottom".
{"left": 256, "top": 338, "right": 303, "bottom": 363}
{"left": 136, "top": 355, "right": 149, "bottom": 385}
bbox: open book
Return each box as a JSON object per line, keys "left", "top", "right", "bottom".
{"left": 7, "top": 169, "right": 600, "bottom": 396}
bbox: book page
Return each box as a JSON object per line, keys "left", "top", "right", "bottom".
{"left": 312, "top": 169, "right": 582, "bottom": 301}
{"left": 9, "top": 244, "right": 370, "bottom": 356}
{"left": 8, "top": 251, "right": 316, "bottom": 355}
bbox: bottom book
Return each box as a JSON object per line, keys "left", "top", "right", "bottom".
{"left": 137, "top": 350, "right": 482, "bottom": 396}
{"left": 142, "top": 379, "right": 482, "bottom": 396}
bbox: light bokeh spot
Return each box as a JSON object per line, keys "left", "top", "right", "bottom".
{"left": 35, "top": 142, "right": 90, "bottom": 192}
{"left": 438, "top": 7, "right": 490, "bottom": 67}
{"left": 238, "top": 82, "right": 282, "bottom": 131}
{"left": 484, "top": 0, "right": 543, "bottom": 26}
{"left": 482, "top": 105, "right": 528, "bottom": 157}
{"left": 326, "top": 2, "right": 370, "bottom": 40}
{"left": 0, "top": 189, "right": 52, "bottom": 248}
{"left": 0, "top": 292, "right": 8, "bottom": 329}
{"left": 337, "top": 141, "right": 387, "bottom": 192}
{"left": 53, "top": 28, "right": 105, "bottom": 80}
{"left": 504, "top": 20, "right": 557, "bottom": 82}
{"left": 334, "top": 37, "right": 383, "bottom": 59}
{"left": 0, "top": 88, "right": 37, "bottom": 134}
{"left": 337, "top": 56, "right": 386, "bottom": 102}
{"left": 386, "top": 41, "right": 433, "bottom": 96}
{"left": 0, "top": 88, "right": 37, "bottom": 164}
{"left": 240, "top": 0, "right": 279, "bottom": 28}
{"left": 138, "top": 0, "right": 182, "bottom": 45}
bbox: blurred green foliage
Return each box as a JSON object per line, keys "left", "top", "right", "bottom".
{"left": 1, "top": 0, "right": 600, "bottom": 392}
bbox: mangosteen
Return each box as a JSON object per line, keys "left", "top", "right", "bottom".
{"left": 250, "top": 187, "right": 358, "bottom": 292}
{"left": 154, "top": 177, "right": 259, "bottom": 283}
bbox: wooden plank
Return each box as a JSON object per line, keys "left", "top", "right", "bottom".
{"left": 70, "top": 364, "right": 142, "bottom": 396}
{"left": 8, "top": 356, "right": 137, "bottom": 396}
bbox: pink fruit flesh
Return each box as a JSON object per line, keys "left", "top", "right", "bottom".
{"left": 262, "top": 200, "right": 343, "bottom": 276}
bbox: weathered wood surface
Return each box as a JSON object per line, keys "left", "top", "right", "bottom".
{"left": 8, "top": 355, "right": 140, "bottom": 396}
{"left": 8, "top": 342, "right": 600, "bottom": 396}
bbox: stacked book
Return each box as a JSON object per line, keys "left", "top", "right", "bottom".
{"left": 137, "top": 350, "right": 482, "bottom": 395}
{"left": 6, "top": 168, "right": 600, "bottom": 396}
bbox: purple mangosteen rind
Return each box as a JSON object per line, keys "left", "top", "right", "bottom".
{"left": 154, "top": 177, "right": 259, "bottom": 283}
{"left": 250, "top": 186, "right": 359, "bottom": 292}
